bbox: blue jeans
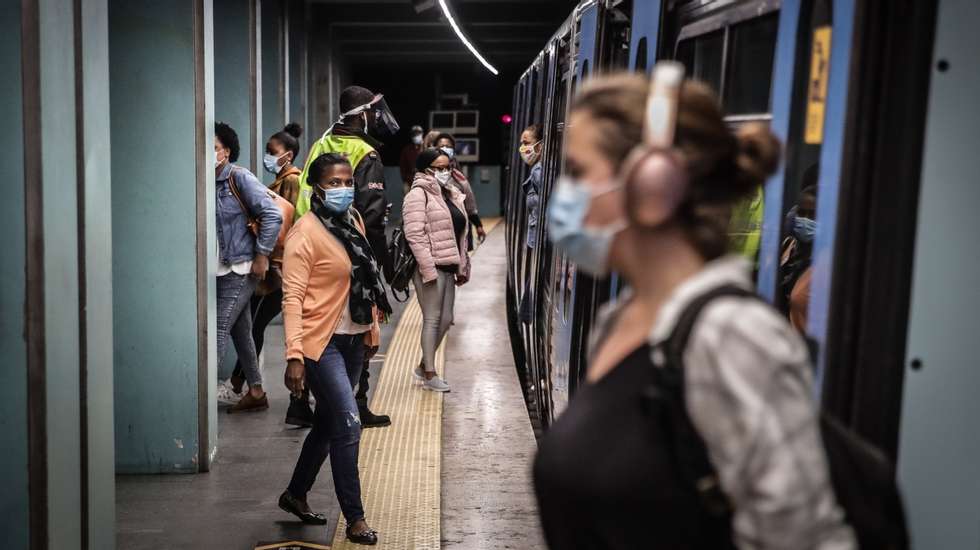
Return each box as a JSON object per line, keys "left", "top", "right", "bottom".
{"left": 216, "top": 273, "right": 261, "bottom": 386}
{"left": 287, "top": 334, "right": 365, "bottom": 523}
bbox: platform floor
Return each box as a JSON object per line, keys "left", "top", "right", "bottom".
{"left": 116, "top": 222, "right": 544, "bottom": 549}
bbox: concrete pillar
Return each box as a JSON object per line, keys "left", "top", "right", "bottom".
{"left": 0, "top": 5, "right": 29, "bottom": 547}
{"left": 214, "top": 0, "right": 256, "bottom": 173}
{"left": 1, "top": 0, "right": 116, "bottom": 546}
{"left": 261, "top": 0, "right": 284, "bottom": 183}
{"left": 109, "top": 0, "right": 216, "bottom": 473}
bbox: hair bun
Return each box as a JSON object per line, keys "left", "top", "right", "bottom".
{"left": 733, "top": 123, "right": 781, "bottom": 192}
{"left": 283, "top": 122, "right": 303, "bottom": 138}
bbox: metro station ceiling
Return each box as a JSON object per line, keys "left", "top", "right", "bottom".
{"left": 312, "top": 0, "right": 576, "bottom": 70}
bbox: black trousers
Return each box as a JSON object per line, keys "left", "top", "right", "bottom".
{"left": 233, "top": 288, "right": 283, "bottom": 381}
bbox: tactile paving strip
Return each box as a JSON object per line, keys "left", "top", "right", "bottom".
{"left": 330, "top": 298, "right": 445, "bottom": 549}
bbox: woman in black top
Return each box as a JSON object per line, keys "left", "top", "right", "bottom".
{"left": 533, "top": 67, "right": 855, "bottom": 549}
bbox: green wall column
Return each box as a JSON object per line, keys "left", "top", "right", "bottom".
{"left": 109, "top": 0, "right": 217, "bottom": 474}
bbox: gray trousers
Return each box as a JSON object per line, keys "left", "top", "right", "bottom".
{"left": 413, "top": 269, "right": 456, "bottom": 373}
{"left": 216, "top": 272, "right": 261, "bottom": 387}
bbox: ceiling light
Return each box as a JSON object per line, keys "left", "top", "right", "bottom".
{"left": 437, "top": 0, "right": 499, "bottom": 76}
{"left": 412, "top": 0, "right": 436, "bottom": 14}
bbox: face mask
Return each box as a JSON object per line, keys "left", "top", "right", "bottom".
{"left": 214, "top": 150, "right": 221, "bottom": 168}
{"left": 440, "top": 146, "right": 455, "bottom": 159}
{"left": 793, "top": 216, "right": 817, "bottom": 243}
{"left": 547, "top": 176, "right": 625, "bottom": 277}
{"left": 412, "top": 135, "right": 423, "bottom": 145}
{"left": 433, "top": 169, "right": 453, "bottom": 187}
{"left": 519, "top": 141, "right": 541, "bottom": 166}
{"left": 318, "top": 187, "right": 355, "bottom": 215}
{"left": 263, "top": 152, "right": 286, "bottom": 175}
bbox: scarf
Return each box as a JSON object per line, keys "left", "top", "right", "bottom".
{"left": 311, "top": 195, "right": 392, "bottom": 324}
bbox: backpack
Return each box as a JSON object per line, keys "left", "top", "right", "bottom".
{"left": 386, "top": 188, "right": 428, "bottom": 303}
{"left": 659, "top": 285, "right": 909, "bottom": 550}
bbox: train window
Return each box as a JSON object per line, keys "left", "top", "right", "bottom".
{"left": 675, "top": 30, "right": 724, "bottom": 96}
{"left": 724, "top": 14, "right": 779, "bottom": 115}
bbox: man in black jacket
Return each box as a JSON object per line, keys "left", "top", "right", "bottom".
{"left": 290, "top": 85, "right": 399, "bottom": 429}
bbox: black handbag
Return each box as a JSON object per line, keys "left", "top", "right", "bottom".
{"left": 387, "top": 226, "right": 416, "bottom": 303}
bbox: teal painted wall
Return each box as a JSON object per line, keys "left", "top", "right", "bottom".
{"left": 109, "top": 0, "right": 203, "bottom": 473}
{"left": 261, "top": 0, "right": 283, "bottom": 184}
{"left": 287, "top": 0, "right": 305, "bottom": 135}
{"left": 214, "top": 0, "right": 251, "bottom": 377}
{"left": 0, "top": 4, "right": 29, "bottom": 547}
{"left": 214, "top": 0, "right": 253, "bottom": 173}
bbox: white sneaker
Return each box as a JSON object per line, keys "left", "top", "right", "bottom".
{"left": 413, "top": 365, "right": 425, "bottom": 380}
{"left": 217, "top": 380, "right": 243, "bottom": 405}
{"left": 422, "top": 376, "right": 451, "bottom": 393}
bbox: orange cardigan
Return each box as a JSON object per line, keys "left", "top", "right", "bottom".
{"left": 282, "top": 211, "right": 381, "bottom": 362}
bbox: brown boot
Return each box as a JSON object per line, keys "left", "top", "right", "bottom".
{"left": 228, "top": 391, "right": 268, "bottom": 413}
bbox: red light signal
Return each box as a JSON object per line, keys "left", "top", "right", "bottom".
{"left": 501, "top": 114, "right": 513, "bottom": 125}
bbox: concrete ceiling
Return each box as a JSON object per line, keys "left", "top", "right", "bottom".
{"left": 311, "top": 0, "right": 576, "bottom": 69}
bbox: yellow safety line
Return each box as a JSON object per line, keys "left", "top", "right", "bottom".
{"left": 330, "top": 298, "right": 445, "bottom": 549}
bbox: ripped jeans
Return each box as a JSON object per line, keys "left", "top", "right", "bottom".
{"left": 287, "top": 333, "right": 365, "bottom": 523}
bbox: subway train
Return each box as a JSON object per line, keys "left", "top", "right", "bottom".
{"left": 503, "top": 0, "right": 940, "bottom": 457}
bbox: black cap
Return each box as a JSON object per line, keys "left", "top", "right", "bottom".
{"left": 416, "top": 148, "right": 449, "bottom": 172}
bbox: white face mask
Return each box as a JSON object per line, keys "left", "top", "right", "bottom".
{"left": 412, "top": 134, "right": 423, "bottom": 145}
{"left": 547, "top": 176, "right": 626, "bottom": 277}
{"left": 214, "top": 150, "right": 221, "bottom": 168}
{"left": 433, "top": 169, "right": 453, "bottom": 187}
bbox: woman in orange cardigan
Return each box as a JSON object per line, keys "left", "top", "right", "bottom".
{"left": 277, "top": 152, "right": 390, "bottom": 546}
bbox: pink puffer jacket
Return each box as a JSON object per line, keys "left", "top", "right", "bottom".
{"left": 403, "top": 172, "right": 471, "bottom": 283}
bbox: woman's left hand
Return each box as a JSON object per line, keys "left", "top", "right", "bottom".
{"left": 455, "top": 273, "right": 469, "bottom": 286}
{"left": 476, "top": 226, "right": 487, "bottom": 243}
{"left": 252, "top": 254, "right": 270, "bottom": 279}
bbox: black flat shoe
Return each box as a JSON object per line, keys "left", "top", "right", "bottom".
{"left": 278, "top": 491, "right": 326, "bottom": 525}
{"left": 359, "top": 407, "right": 391, "bottom": 429}
{"left": 346, "top": 525, "right": 378, "bottom": 545}
{"left": 285, "top": 393, "right": 314, "bottom": 428}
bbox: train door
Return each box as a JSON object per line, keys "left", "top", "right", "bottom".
{"left": 897, "top": 2, "right": 978, "bottom": 547}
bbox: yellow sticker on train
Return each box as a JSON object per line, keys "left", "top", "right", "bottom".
{"left": 805, "top": 26, "right": 832, "bottom": 144}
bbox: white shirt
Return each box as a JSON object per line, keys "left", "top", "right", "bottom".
{"left": 217, "top": 260, "right": 253, "bottom": 277}
{"left": 334, "top": 296, "right": 373, "bottom": 335}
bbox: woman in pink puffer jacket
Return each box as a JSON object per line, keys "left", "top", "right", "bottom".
{"left": 403, "top": 148, "right": 471, "bottom": 392}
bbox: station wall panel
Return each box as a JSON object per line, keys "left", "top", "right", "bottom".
{"left": 0, "top": 5, "right": 29, "bottom": 548}
{"left": 109, "top": 0, "right": 210, "bottom": 474}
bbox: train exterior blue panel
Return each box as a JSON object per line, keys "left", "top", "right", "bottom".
{"left": 757, "top": 0, "right": 803, "bottom": 302}
{"left": 807, "top": 0, "right": 857, "bottom": 394}
{"left": 577, "top": 2, "right": 599, "bottom": 79}
{"left": 629, "top": 0, "right": 663, "bottom": 71}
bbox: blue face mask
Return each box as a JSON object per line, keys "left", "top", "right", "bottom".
{"left": 547, "top": 177, "right": 625, "bottom": 277}
{"left": 440, "top": 146, "right": 455, "bottom": 159}
{"left": 263, "top": 152, "right": 285, "bottom": 175}
{"left": 793, "top": 216, "right": 817, "bottom": 243}
{"left": 318, "top": 186, "right": 355, "bottom": 215}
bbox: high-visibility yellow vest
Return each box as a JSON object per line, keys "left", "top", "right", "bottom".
{"left": 294, "top": 133, "right": 376, "bottom": 219}
{"left": 728, "top": 187, "right": 764, "bottom": 262}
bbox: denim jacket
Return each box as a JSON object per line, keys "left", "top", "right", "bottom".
{"left": 522, "top": 163, "right": 542, "bottom": 249}
{"left": 216, "top": 163, "right": 282, "bottom": 264}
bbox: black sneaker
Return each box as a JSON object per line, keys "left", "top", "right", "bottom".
{"left": 285, "top": 394, "right": 314, "bottom": 428}
{"left": 359, "top": 406, "right": 391, "bottom": 428}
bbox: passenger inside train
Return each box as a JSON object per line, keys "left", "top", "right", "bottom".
{"left": 8, "top": 1, "right": 973, "bottom": 549}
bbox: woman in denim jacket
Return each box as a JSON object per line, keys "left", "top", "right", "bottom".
{"left": 214, "top": 122, "right": 283, "bottom": 413}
